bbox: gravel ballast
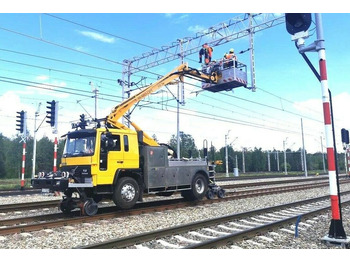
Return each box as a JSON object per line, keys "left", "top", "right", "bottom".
{"left": 0, "top": 180, "right": 350, "bottom": 249}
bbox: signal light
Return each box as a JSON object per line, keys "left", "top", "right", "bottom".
{"left": 285, "top": 13, "right": 312, "bottom": 35}
{"left": 46, "top": 100, "right": 58, "bottom": 128}
{"left": 79, "top": 114, "right": 87, "bottom": 129}
{"left": 16, "top": 110, "right": 26, "bottom": 134}
{"left": 341, "top": 128, "right": 349, "bottom": 145}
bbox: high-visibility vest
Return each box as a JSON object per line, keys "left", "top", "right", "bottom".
{"left": 225, "top": 53, "right": 236, "bottom": 60}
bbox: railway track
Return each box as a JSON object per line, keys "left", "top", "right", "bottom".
{"left": 0, "top": 200, "right": 60, "bottom": 213}
{"left": 1, "top": 179, "right": 349, "bottom": 249}
{"left": 1, "top": 181, "right": 349, "bottom": 236}
{"left": 1, "top": 178, "right": 348, "bottom": 213}
{"left": 79, "top": 195, "right": 350, "bottom": 249}
{"left": 0, "top": 174, "right": 341, "bottom": 198}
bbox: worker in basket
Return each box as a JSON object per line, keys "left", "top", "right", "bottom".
{"left": 199, "top": 43, "right": 213, "bottom": 65}
{"left": 223, "top": 48, "right": 237, "bottom": 68}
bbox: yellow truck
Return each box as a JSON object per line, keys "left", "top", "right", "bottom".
{"left": 31, "top": 61, "right": 246, "bottom": 215}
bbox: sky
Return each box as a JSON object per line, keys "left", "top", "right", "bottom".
{"left": 0, "top": 2, "right": 349, "bottom": 156}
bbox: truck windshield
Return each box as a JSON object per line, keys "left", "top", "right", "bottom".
{"left": 63, "top": 131, "right": 96, "bottom": 157}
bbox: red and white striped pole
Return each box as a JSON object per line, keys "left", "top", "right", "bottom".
{"left": 347, "top": 147, "right": 350, "bottom": 178}
{"left": 20, "top": 141, "right": 26, "bottom": 190}
{"left": 53, "top": 135, "right": 58, "bottom": 172}
{"left": 315, "top": 14, "right": 347, "bottom": 240}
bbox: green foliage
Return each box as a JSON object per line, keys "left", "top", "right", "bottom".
{"left": 0, "top": 133, "right": 64, "bottom": 179}
{"left": 0, "top": 131, "right": 346, "bottom": 180}
{"left": 0, "top": 134, "right": 6, "bottom": 178}
{"left": 169, "top": 132, "right": 199, "bottom": 158}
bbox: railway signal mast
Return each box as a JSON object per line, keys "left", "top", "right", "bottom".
{"left": 46, "top": 100, "right": 59, "bottom": 172}
{"left": 285, "top": 13, "right": 350, "bottom": 247}
{"left": 16, "top": 110, "right": 27, "bottom": 190}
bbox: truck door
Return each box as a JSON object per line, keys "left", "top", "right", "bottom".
{"left": 122, "top": 134, "right": 139, "bottom": 169}
{"left": 98, "top": 134, "right": 124, "bottom": 185}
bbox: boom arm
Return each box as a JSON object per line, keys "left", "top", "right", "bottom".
{"left": 106, "top": 63, "right": 216, "bottom": 146}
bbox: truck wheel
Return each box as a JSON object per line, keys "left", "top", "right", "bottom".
{"left": 192, "top": 173, "right": 208, "bottom": 200}
{"left": 113, "top": 177, "right": 139, "bottom": 209}
{"left": 183, "top": 173, "right": 208, "bottom": 201}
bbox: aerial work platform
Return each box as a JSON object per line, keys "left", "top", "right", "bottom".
{"left": 201, "top": 59, "right": 247, "bottom": 92}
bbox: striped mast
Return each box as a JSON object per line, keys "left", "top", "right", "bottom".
{"left": 20, "top": 141, "right": 26, "bottom": 189}
{"left": 53, "top": 135, "right": 58, "bottom": 172}
{"left": 314, "top": 14, "right": 346, "bottom": 240}
{"left": 291, "top": 13, "right": 348, "bottom": 243}
{"left": 347, "top": 148, "right": 350, "bottom": 177}
{"left": 319, "top": 47, "right": 345, "bottom": 237}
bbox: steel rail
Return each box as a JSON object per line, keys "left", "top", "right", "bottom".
{"left": 186, "top": 200, "right": 350, "bottom": 249}
{"left": 78, "top": 193, "right": 350, "bottom": 249}
{"left": 0, "top": 200, "right": 60, "bottom": 212}
{"left": 1, "top": 180, "right": 349, "bottom": 232}
{"left": 0, "top": 177, "right": 340, "bottom": 213}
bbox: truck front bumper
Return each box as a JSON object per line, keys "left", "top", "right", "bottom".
{"left": 31, "top": 178, "right": 69, "bottom": 192}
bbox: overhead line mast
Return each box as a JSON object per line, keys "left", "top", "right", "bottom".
{"left": 126, "top": 13, "right": 285, "bottom": 74}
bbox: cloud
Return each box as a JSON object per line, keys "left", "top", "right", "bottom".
{"left": 75, "top": 46, "right": 89, "bottom": 52}
{"left": 164, "top": 13, "right": 189, "bottom": 24}
{"left": 188, "top": 25, "right": 206, "bottom": 34}
{"left": 36, "top": 75, "right": 50, "bottom": 81}
{"left": 78, "top": 31, "right": 115, "bottom": 44}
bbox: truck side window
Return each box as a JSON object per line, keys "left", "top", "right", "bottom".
{"left": 124, "top": 135, "right": 129, "bottom": 152}
{"left": 110, "top": 135, "right": 121, "bottom": 151}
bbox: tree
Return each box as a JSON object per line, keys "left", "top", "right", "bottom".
{"left": 36, "top": 136, "right": 54, "bottom": 173}
{"left": 169, "top": 132, "right": 199, "bottom": 159}
{"left": 250, "top": 147, "right": 266, "bottom": 172}
{"left": 0, "top": 134, "right": 6, "bottom": 178}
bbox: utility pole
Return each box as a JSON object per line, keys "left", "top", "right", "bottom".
{"left": 225, "top": 130, "right": 231, "bottom": 177}
{"left": 301, "top": 118, "right": 308, "bottom": 177}
{"left": 176, "top": 82, "right": 181, "bottom": 160}
{"left": 242, "top": 147, "right": 246, "bottom": 174}
{"left": 267, "top": 150, "right": 271, "bottom": 172}
{"left": 31, "top": 103, "right": 41, "bottom": 179}
{"left": 90, "top": 82, "right": 99, "bottom": 122}
{"left": 283, "top": 138, "right": 288, "bottom": 175}
{"left": 177, "top": 39, "right": 185, "bottom": 160}
{"left": 248, "top": 13, "right": 256, "bottom": 91}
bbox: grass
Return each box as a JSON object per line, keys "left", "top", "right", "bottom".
{"left": 0, "top": 178, "right": 32, "bottom": 190}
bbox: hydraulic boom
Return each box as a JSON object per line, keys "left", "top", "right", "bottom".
{"left": 106, "top": 63, "right": 218, "bottom": 146}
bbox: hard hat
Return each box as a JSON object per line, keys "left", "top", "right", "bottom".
{"left": 230, "top": 48, "right": 234, "bottom": 53}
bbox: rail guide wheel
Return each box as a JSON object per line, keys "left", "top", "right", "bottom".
{"left": 82, "top": 198, "right": 98, "bottom": 216}
{"left": 60, "top": 197, "right": 74, "bottom": 214}
{"left": 206, "top": 183, "right": 225, "bottom": 200}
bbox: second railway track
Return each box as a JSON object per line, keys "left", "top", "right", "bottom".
{"left": 79, "top": 195, "right": 350, "bottom": 249}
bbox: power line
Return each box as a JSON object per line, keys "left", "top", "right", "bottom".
{"left": 0, "top": 25, "right": 125, "bottom": 67}
{"left": 0, "top": 58, "right": 118, "bottom": 83}
{"left": 44, "top": 13, "right": 157, "bottom": 50}
{"left": 0, "top": 48, "right": 121, "bottom": 74}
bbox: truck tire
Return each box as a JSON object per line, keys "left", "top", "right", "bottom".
{"left": 182, "top": 173, "right": 208, "bottom": 201}
{"left": 113, "top": 177, "right": 140, "bottom": 209}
